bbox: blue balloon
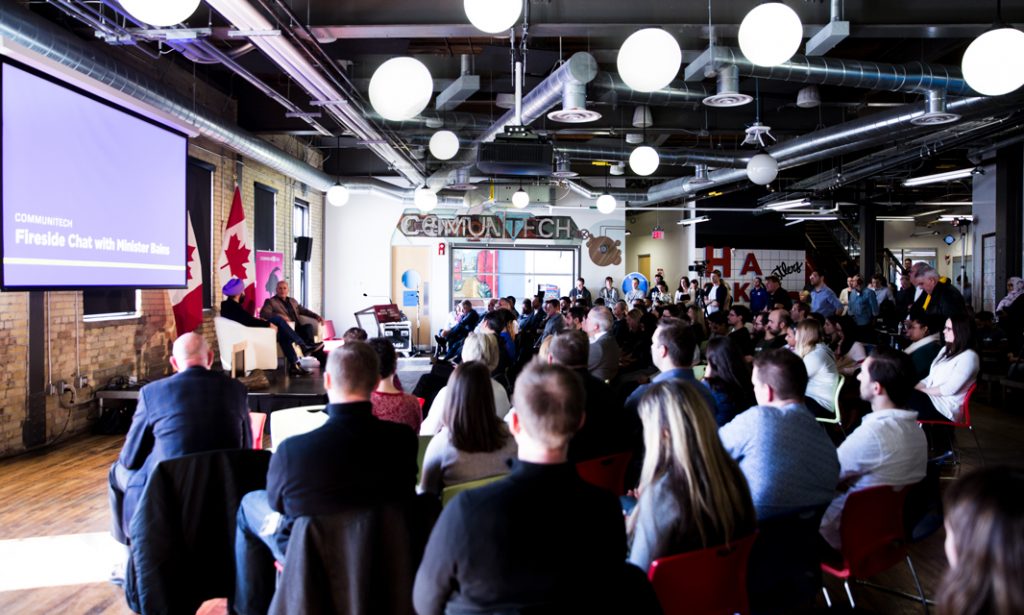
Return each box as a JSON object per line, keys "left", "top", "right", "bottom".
{"left": 401, "top": 269, "right": 421, "bottom": 290}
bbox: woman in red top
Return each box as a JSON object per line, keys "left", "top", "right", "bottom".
{"left": 367, "top": 338, "right": 422, "bottom": 432}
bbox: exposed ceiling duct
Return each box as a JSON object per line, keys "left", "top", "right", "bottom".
{"left": 590, "top": 72, "right": 711, "bottom": 107}
{"left": 554, "top": 145, "right": 750, "bottom": 169}
{"left": 686, "top": 46, "right": 975, "bottom": 96}
{"left": 338, "top": 177, "right": 464, "bottom": 207}
{"left": 0, "top": 1, "right": 336, "bottom": 191}
{"left": 910, "top": 89, "right": 961, "bottom": 126}
{"left": 702, "top": 65, "right": 754, "bottom": 108}
{"left": 546, "top": 81, "right": 602, "bottom": 123}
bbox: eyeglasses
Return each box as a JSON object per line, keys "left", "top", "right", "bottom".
{"left": 943, "top": 326, "right": 953, "bottom": 332}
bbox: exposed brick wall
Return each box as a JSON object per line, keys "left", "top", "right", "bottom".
{"left": 0, "top": 73, "right": 325, "bottom": 459}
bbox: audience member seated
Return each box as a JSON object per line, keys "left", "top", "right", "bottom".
{"left": 548, "top": 330, "right": 628, "bottom": 461}
{"left": 828, "top": 314, "right": 868, "bottom": 375}
{"left": 477, "top": 310, "right": 515, "bottom": 376}
{"left": 233, "top": 342, "right": 416, "bottom": 615}
{"left": 220, "top": 277, "right": 322, "bottom": 376}
{"left": 936, "top": 466, "right": 1024, "bottom": 615}
{"left": 566, "top": 306, "right": 587, "bottom": 331}
{"left": 341, "top": 326, "right": 368, "bottom": 343}
{"left": 367, "top": 337, "right": 421, "bottom": 433}
{"left": 584, "top": 306, "right": 620, "bottom": 382}
{"left": 625, "top": 320, "right": 712, "bottom": 416}
{"left": 418, "top": 362, "right": 517, "bottom": 497}
{"left": 435, "top": 302, "right": 465, "bottom": 356}
{"left": 701, "top": 337, "right": 756, "bottom": 426}
{"left": 819, "top": 348, "right": 927, "bottom": 549}
{"left": 108, "top": 332, "right": 251, "bottom": 545}
{"left": 757, "top": 308, "right": 791, "bottom": 354}
{"left": 975, "top": 310, "right": 1008, "bottom": 352}
{"left": 437, "top": 300, "right": 480, "bottom": 361}
{"left": 535, "top": 298, "right": 566, "bottom": 348}
{"left": 791, "top": 301, "right": 811, "bottom": 323}
{"left": 421, "top": 333, "right": 511, "bottom": 435}
{"left": 612, "top": 300, "right": 629, "bottom": 343}
{"left": 909, "top": 315, "right": 980, "bottom": 423}
{"left": 793, "top": 319, "right": 840, "bottom": 418}
{"left": 625, "top": 276, "right": 645, "bottom": 304}
{"left": 627, "top": 379, "right": 755, "bottom": 571}
{"left": 719, "top": 349, "right": 840, "bottom": 520}
{"left": 903, "top": 315, "right": 943, "bottom": 379}
{"left": 686, "top": 304, "right": 708, "bottom": 343}
{"left": 413, "top": 362, "right": 633, "bottom": 614}
{"left": 706, "top": 310, "right": 729, "bottom": 339}
{"left": 259, "top": 279, "right": 323, "bottom": 346}
{"left": 619, "top": 308, "right": 653, "bottom": 371}
{"left": 569, "top": 276, "right": 592, "bottom": 307}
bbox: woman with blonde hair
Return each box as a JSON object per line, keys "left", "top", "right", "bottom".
{"left": 419, "top": 332, "right": 510, "bottom": 435}
{"left": 793, "top": 319, "right": 840, "bottom": 418}
{"left": 627, "top": 379, "right": 756, "bottom": 571}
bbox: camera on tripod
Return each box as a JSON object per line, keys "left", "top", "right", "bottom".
{"left": 689, "top": 261, "right": 707, "bottom": 276}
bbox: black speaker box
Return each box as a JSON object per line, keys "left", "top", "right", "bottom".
{"left": 294, "top": 236, "right": 313, "bottom": 261}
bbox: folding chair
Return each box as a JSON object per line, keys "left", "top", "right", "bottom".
{"left": 441, "top": 475, "right": 505, "bottom": 506}
{"left": 917, "top": 383, "right": 983, "bottom": 466}
{"left": 647, "top": 532, "right": 758, "bottom": 615}
{"left": 249, "top": 412, "right": 267, "bottom": 450}
{"left": 576, "top": 451, "right": 632, "bottom": 496}
{"left": 816, "top": 374, "right": 846, "bottom": 436}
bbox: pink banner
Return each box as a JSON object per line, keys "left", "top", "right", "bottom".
{"left": 255, "top": 251, "right": 285, "bottom": 312}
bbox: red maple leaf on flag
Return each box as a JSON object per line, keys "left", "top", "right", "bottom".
{"left": 185, "top": 244, "right": 196, "bottom": 282}
{"left": 222, "top": 234, "right": 251, "bottom": 280}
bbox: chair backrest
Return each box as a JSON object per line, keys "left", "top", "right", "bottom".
{"left": 692, "top": 364, "right": 706, "bottom": 381}
{"left": 647, "top": 532, "right": 759, "bottom": 615}
{"left": 817, "top": 374, "right": 845, "bottom": 424}
{"left": 918, "top": 381, "right": 976, "bottom": 427}
{"left": 416, "top": 435, "right": 433, "bottom": 482}
{"left": 249, "top": 412, "right": 267, "bottom": 450}
{"left": 441, "top": 474, "right": 505, "bottom": 506}
{"left": 269, "top": 405, "right": 328, "bottom": 451}
{"left": 838, "top": 485, "right": 909, "bottom": 579}
{"left": 323, "top": 319, "right": 337, "bottom": 340}
{"left": 576, "top": 451, "right": 632, "bottom": 495}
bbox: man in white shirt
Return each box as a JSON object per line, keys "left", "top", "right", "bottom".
{"left": 819, "top": 347, "right": 927, "bottom": 549}
{"left": 624, "top": 277, "right": 645, "bottom": 304}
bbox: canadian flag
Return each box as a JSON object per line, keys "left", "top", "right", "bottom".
{"left": 168, "top": 212, "right": 203, "bottom": 336}
{"left": 218, "top": 186, "right": 256, "bottom": 314}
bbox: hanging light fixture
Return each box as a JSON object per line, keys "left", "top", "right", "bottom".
{"left": 369, "top": 57, "right": 433, "bottom": 121}
{"left": 512, "top": 185, "right": 530, "bottom": 209}
{"left": 597, "top": 176, "right": 618, "bottom": 214}
{"left": 415, "top": 186, "right": 437, "bottom": 212}
{"left": 464, "top": 0, "right": 522, "bottom": 34}
{"left": 326, "top": 184, "right": 350, "bottom": 207}
{"left": 617, "top": 28, "right": 682, "bottom": 92}
{"left": 428, "top": 130, "right": 460, "bottom": 160}
{"left": 629, "top": 146, "right": 660, "bottom": 176}
{"left": 119, "top": 0, "right": 201, "bottom": 26}
{"left": 962, "top": 26, "right": 1024, "bottom": 95}
{"left": 738, "top": 2, "right": 803, "bottom": 67}
{"left": 746, "top": 153, "right": 779, "bottom": 185}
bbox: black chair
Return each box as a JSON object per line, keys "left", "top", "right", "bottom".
{"left": 124, "top": 449, "right": 271, "bottom": 614}
{"left": 747, "top": 506, "right": 828, "bottom": 613}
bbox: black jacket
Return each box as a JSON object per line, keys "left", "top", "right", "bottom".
{"left": 267, "top": 401, "right": 418, "bottom": 520}
{"left": 125, "top": 449, "right": 271, "bottom": 615}
{"left": 769, "top": 287, "right": 793, "bottom": 311}
{"left": 220, "top": 298, "right": 270, "bottom": 328}
{"left": 910, "top": 280, "right": 967, "bottom": 320}
{"left": 568, "top": 370, "right": 628, "bottom": 462}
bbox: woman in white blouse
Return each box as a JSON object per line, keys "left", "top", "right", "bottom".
{"left": 910, "top": 315, "right": 979, "bottom": 423}
{"left": 793, "top": 319, "right": 840, "bottom": 418}
{"left": 420, "top": 332, "right": 510, "bottom": 435}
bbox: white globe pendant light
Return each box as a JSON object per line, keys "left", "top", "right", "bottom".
{"left": 415, "top": 187, "right": 438, "bottom": 212}
{"left": 629, "top": 146, "right": 660, "bottom": 176}
{"left": 746, "top": 153, "right": 779, "bottom": 185}
{"left": 428, "top": 130, "right": 460, "bottom": 160}
{"left": 596, "top": 193, "right": 618, "bottom": 214}
{"left": 369, "top": 57, "right": 433, "bottom": 121}
{"left": 617, "top": 29, "right": 682, "bottom": 92}
{"left": 464, "top": 0, "right": 522, "bottom": 34}
{"left": 738, "top": 3, "right": 803, "bottom": 67}
{"left": 511, "top": 187, "right": 530, "bottom": 209}
{"left": 962, "top": 27, "right": 1024, "bottom": 96}
{"left": 119, "top": 0, "right": 201, "bottom": 26}
{"left": 326, "top": 184, "right": 350, "bottom": 207}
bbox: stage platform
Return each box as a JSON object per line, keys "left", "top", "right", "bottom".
{"left": 243, "top": 356, "right": 432, "bottom": 413}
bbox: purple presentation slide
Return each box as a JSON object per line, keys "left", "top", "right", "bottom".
{"left": 2, "top": 61, "right": 186, "bottom": 289}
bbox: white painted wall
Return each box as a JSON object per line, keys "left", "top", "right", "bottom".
{"left": 324, "top": 190, "right": 626, "bottom": 333}
{"left": 624, "top": 210, "right": 695, "bottom": 288}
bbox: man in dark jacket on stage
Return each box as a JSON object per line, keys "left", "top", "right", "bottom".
{"left": 221, "top": 278, "right": 322, "bottom": 375}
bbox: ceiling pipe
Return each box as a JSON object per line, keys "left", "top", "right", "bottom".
{"left": 554, "top": 145, "right": 750, "bottom": 168}
{"left": 642, "top": 93, "right": 1018, "bottom": 205}
{"left": 0, "top": 2, "right": 336, "bottom": 191}
{"left": 204, "top": 0, "right": 425, "bottom": 185}
{"left": 475, "top": 52, "right": 598, "bottom": 144}
{"left": 562, "top": 179, "right": 647, "bottom": 202}
{"left": 337, "top": 177, "right": 463, "bottom": 207}
{"left": 590, "top": 72, "right": 711, "bottom": 107}
{"left": 686, "top": 46, "right": 975, "bottom": 96}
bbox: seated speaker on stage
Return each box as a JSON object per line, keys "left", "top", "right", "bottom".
{"left": 108, "top": 333, "right": 252, "bottom": 545}
{"left": 221, "top": 278, "right": 322, "bottom": 377}
{"left": 260, "top": 280, "right": 324, "bottom": 347}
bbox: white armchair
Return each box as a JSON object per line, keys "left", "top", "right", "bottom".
{"left": 213, "top": 316, "right": 279, "bottom": 373}
{"left": 270, "top": 405, "right": 328, "bottom": 451}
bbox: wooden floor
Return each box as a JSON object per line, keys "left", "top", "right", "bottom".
{"left": 0, "top": 384, "right": 1019, "bottom": 614}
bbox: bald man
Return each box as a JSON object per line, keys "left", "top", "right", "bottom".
{"left": 109, "top": 332, "right": 252, "bottom": 544}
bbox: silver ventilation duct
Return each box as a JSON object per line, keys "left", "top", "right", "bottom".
{"left": 591, "top": 72, "right": 711, "bottom": 107}
{"left": 554, "top": 145, "right": 749, "bottom": 169}
{"left": 690, "top": 47, "right": 975, "bottom": 96}
{"left": 0, "top": 2, "right": 337, "bottom": 191}
{"left": 562, "top": 180, "right": 647, "bottom": 202}
{"left": 476, "top": 52, "right": 599, "bottom": 144}
{"left": 911, "top": 89, "right": 961, "bottom": 126}
{"left": 702, "top": 65, "right": 753, "bottom": 108}
{"left": 547, "top": 81, "right": 602, "bottom": 123}
{"left": 552, "top": 155, "right": 579, "bottom": 178}
{"left": 339, "top": 178, "right": 464, "bottom": 208}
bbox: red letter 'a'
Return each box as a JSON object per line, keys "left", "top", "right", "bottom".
{"left": 740, "top": 252, "right": 762, "bottom": 276}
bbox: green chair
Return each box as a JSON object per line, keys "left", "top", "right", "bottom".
{"left": 816, "top": 375, "right": 846, "bottom": 436}
{"left": 441, "top": 475, "right": 505, "bottom": 506}
{"left": 416, "top": 435, "right": 433, "bottom": 482}
{"left": 692, "top": 364, "right": 706, "bottom": 381}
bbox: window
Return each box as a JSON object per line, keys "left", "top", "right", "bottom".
{"left": 293, "top": 199, "right": 310, "bottom": 306}
{"left": 83, "top": 289, "right": 140, "bottom": 320}
{"left": 253, "top": 183, "right": 276, "bottom": 251}
{"left": 451, "top": 246, "right": 577, "bottom": 308}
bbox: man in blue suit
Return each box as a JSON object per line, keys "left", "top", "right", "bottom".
{"left": 108, "top": 332, "right": 251, "bottom": 544}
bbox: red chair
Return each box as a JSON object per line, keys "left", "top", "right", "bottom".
{"left": 249, "top": 412, "right": 267, "bottom": 450}
{"left": 647, "top": 532, "right": 758, "bottom": 615}
{"left": 917, "top": 382, "right": 983, "bottom": 465}
{"left": 820, "top": 485, "right": 927, "bottom": 609}
{"left": 575, "top": 451, "right": 632, "bottom": 495}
